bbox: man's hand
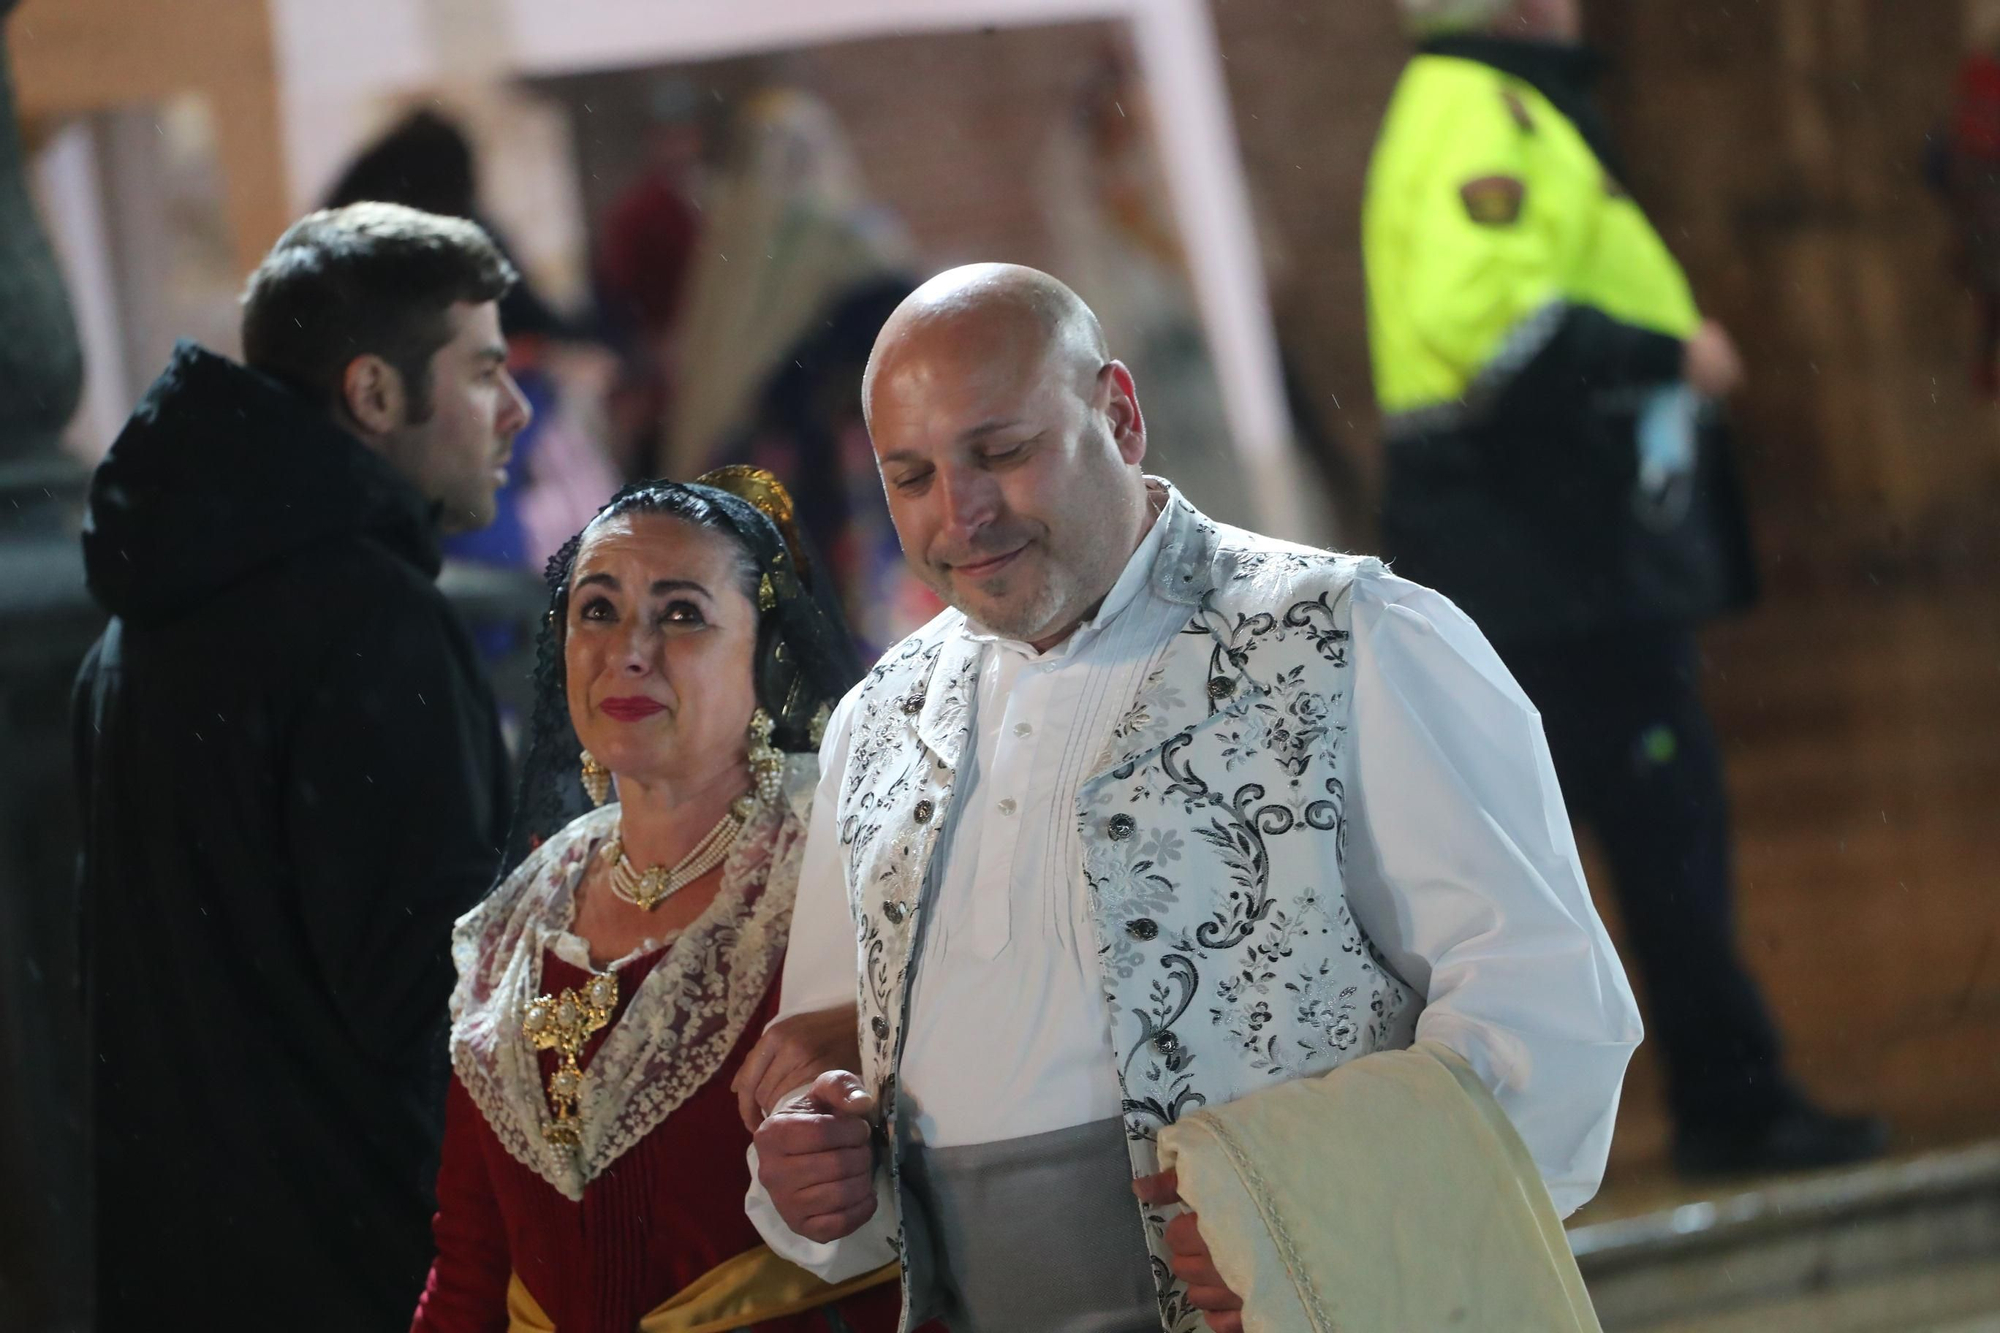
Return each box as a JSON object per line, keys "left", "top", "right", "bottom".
{"left": 754, "top": 1070, "right": 880, "bottom": 1244}
{"left": 1684, "top": 318, "right": 1745, "bottom": 398}
{"left": 733, "top": 1005, "right": 863, "bottom": 1132}
{"left": 1135, "top": 1169, "right": 1244, "bottom": 1333}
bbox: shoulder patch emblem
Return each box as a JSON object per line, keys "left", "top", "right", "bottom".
{"left": 1502, "top": 88, "right": 1536, "bottom": 132}
{"left": 1460, "top": 175, "right": 1527, "bottom": 227}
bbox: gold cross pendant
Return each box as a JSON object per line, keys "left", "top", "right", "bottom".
{"left": 523, "top": 971, "right": 619, "bottom": 1148}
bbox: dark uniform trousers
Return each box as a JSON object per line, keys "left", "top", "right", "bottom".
{"left": 1496, "top": 624, "right": 1787, "bottom": 1134}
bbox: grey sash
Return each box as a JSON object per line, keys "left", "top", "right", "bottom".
{"left": 897, "top": 1116, "right": 1162, "bottom": 1333}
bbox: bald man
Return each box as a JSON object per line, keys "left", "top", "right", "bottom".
{"left": 741, "top": 265, "right": 1641, "bottom": 1333}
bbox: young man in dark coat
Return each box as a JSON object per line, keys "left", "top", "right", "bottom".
{"left": 72, "top": 202, "right": 532, "bottom": 1329}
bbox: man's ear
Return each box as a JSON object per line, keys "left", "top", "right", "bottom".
{"left": 1103, "top": 360, "right": 1147, "bottom": 466}
{"left": 338, "top": 354, "right": 408, "bottom": 439}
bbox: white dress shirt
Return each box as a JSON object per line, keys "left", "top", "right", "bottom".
{"left": 752, "top": 521, "right": 1640, "bottom": 1275}
{"left": 894, "top": 504, "right": 1177, "bottom": 1147}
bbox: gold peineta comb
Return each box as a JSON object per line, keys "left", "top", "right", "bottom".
{"left": 695, "top": 464, "right": 812, "bottom": 583}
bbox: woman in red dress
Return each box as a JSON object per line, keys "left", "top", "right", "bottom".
{"left": 412, "top": 470, "right": 900, "bottom": 1333}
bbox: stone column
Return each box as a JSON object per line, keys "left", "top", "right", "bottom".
{"left": 0, "top": 6, "right": 92, "bottom": 1329}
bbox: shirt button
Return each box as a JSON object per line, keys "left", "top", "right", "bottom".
{"left": 997, "top": 798, "right": 1017, "bottom": 816}
{"left": 1106, "top": 813, "right": 1136, "bottom": 841}
{"left": 883, "top": 902, "right": 907, "bottom": 925}
{"left": 1153, "top": 1031, "right": 1182, "bottom": 1057}
{"left": 1126, "top": 917, "right": 1158, "bottom": 941}
{"left": 913, "top": 800, "right": 935, "bottom": 824}
{"left": 1207, "top": 676, "right": 1235, "bottom": 700}
{"left": 1013, "top": 722, "right": 1033, "bottom": 738}
{"left": 871, "top": 1016, "right": 890, "bottom": 1039}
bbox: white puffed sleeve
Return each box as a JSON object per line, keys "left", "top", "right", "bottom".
{"left": 745, "top": 688, "right": 900, "bottom": 1279}
{"left": 1340, "top": 569, "right": 1643, "bottom": 1216}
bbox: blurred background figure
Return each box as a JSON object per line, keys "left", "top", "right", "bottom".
{"left": 1364, "top": 0, "right": 1884, "bottom": 1178}
{"left": 324, "top": 109, "right": 568, "bottom": 339}
{"left": 594, "top": 77, "right": 705, "bottom": 354}
{"left": 672, "top": 88, "right": 932, "bottom": 651}
{"left": 717, "top": 274, "right": 922, "bottom": 654}
{"left": 1940, "top": 13, "right": 2000, "bottom": 396}
{"left": 668, "top": 89, "right": 914, "bottom": 479}
{"left": 592, "top": 77, "right": 707, "bottom": 480}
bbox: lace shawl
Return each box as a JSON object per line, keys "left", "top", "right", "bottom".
{"left": 448, "top": 754, "right": 814, "bottom": 1202}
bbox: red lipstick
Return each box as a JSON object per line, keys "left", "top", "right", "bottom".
{"left": 599, "top": 696, "right": 666, "bottom": 722}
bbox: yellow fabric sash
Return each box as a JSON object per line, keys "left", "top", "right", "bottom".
{"left": 505, "top": 1246, "right": 898, "bottom": 1333}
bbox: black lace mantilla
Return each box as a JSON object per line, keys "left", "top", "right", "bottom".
{"left": 502, "top": 477, "right": 863, "bottom": 874}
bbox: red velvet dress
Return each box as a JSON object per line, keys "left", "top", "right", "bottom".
{"left": 410, "top": 944, "right": 902, "bottom": 1333}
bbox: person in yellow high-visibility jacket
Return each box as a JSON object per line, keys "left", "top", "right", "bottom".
{"left": 1364, "top": 0, "right": 1887, "bottom": 1178}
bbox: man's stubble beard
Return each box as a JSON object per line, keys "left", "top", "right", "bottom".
{"left": 935, "top": 518, "right": 1125, "bottom": 644}
{"left": 959, "top": 560, "right": 1075, "bottom": 643}
{"left": 917, "top": 445, "right": 1145, "bottom": 643}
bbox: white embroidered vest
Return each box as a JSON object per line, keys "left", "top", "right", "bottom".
{"left": 832, "top": 492, "right": 1422, "bottom": 1333}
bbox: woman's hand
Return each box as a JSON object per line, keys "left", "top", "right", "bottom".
{"left": 733, "top": 1004, "right": 864, "bottom": 1132}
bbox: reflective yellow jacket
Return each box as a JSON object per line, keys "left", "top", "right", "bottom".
{"left": 1364, "top": 51, "right": 1700, "bottom": 427}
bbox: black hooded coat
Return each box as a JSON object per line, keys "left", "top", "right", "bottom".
{"left": 72, "top": 343, "right": 510, "bottom": 1328}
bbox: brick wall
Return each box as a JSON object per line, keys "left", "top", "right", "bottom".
{"left": 1592, "top": 0, "right": 2000, "bottom": 584}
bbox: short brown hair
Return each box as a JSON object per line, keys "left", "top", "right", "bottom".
{"left": 240, "top": 202, "right": 516, "bottom": 420}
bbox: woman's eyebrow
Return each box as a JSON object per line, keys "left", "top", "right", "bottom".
{"left": 573, "top": 574, "right": 713, "bottom": 598}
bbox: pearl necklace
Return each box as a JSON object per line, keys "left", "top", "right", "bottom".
{"left": 601, "top": 796, "right": 756, "bottom": 912}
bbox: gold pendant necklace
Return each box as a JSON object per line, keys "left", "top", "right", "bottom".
{"left": 523, "top": 971, "right": 618, "bottom": 1148}
{"left": 600, "top": 796, "right": 755, "bottom": 912}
